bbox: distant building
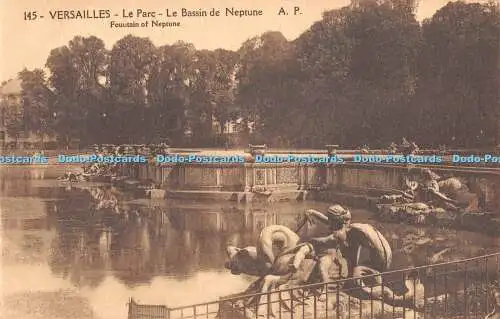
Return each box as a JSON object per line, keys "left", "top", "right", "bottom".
{"left": 0, "top": 78, "right": 56, "bottom": 149}
{"left": 215, "top": 117, "right": 255, "bottom": 147}
{"left": 0, "top": 79, "right": 22, "bottom": 148}
{"left": 219, "top": 117, "right": 255, "bottom": 135}
{"left": 0, "top": 79, "right": 22, "bottom": 101}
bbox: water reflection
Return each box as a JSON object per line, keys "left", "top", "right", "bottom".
{"left": 49, "top": 186, "right": 250, "bottom": 285}
{"left": 43, "top": 184, "right": 499, "bottom": 290}
{"left": 1, "top": 166, "right": 499, "bottom": 315}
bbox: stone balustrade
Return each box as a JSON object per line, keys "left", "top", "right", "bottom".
{"left": 111, "top": 146, "right": 500, "bottom": 234}
{"left": 117, "top": 157, "right": 500, "bottom": 214}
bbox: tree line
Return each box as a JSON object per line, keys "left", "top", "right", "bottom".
{"left": 2, "top": 0, "right": 499, "bottom": 149}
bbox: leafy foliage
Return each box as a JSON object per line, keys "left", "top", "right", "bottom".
{"left": 18, "top": 69, "right": 54, "bottom": 142}
{"left": 4, "top": 1, "right": 499, "bottom": 148}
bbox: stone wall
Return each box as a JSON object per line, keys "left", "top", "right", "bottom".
{"left": 119, "top": 160, "right": 500, "bottom": 213}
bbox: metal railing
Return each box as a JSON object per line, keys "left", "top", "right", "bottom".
{"left": 128, "top": 252, "right": 500, "bottom": 319}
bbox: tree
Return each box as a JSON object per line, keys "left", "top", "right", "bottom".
{"left": 46, "top": 35, "right": 108, "bottom": 146}
{"left": 236, "top": 31, "right": 299, "bottom": 145}
{"left": 273, "top": 3, "right": 422, "bottom": 147}
{"left": 19, "top": 0, "right": 496, "bottom": 149}
{"left": 190, "top": 49, "right": 240, "bottom": 146}
{"left": 353, "top": 0, "right": 419, "bottom": 15}
{"left": 292, "top": 8, "right": 356, "bottom": 147}
{"left": 2, "top": 99, "right": 23, "bottom": 146}
{"left": 109, "top": 35, "right": 157, "bottom": 143}
{"left": 210, "top": 49, "right": 240, "bottom": 145}
{"left": 342, "top": 3, "right": 422, "bottom": 145}
{"left": 18, "top": 68, "right": 54, "bottom": 148}
{"left": 147, "top": 42, "right": 197, "bottom": 144}
{"left": 413, "top": 2, "right": 500, "bottom": 147}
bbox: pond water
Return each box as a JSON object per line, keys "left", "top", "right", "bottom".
{"left": 1, "top": 166, "right": 499, "bottom": 319}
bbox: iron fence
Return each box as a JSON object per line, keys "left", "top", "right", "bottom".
{"left": 128, "top": 252, "right": 500, "bottom": 319}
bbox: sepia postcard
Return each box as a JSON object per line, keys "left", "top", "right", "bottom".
{"left": 1, "top": 0, "right": 499, "bottom": 318}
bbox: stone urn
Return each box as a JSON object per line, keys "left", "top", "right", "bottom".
{"left": 325, "top": 144, "right": 339, "bottom": 156}
{"left": 248, "top": 144, "right": 266, "bottom": 157}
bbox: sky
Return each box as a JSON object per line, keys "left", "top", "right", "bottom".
{"left": 0, "top": 0, "right": 490, "bottom": 81}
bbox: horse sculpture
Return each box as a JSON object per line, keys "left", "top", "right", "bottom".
{"left": 223, "top": 209, "right": 423, "bottom": 318}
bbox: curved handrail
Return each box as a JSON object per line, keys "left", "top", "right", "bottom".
{"left": 165, "top": 251, "right": 500, "bottom": 310}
